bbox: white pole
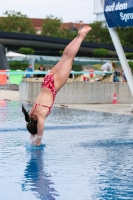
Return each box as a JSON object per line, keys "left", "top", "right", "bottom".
{"left": 100, "top": 0, "right": 133, "bottom": 96}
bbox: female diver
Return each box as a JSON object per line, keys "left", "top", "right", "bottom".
{"left": 22, "top": 26, "right": 92, "bottom": 146}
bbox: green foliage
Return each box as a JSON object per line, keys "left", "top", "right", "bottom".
{"left": 42, "top": 15, "right": 63, "bottom": 37}
{"left": 99, "top": 27, "right": 112, "bottom": 44}
{"left": 41, "top": 15, "right": 77, "bottom": 39}
{"left": 128, "top": 61, "right": 133, "bottom": 70}
{"left": 94, "top": 48, "right": 109, "bottom": 58}
{"left": 85, "top": 22, "right": 111, "bottom": 43}
{"left": 126, "top": 53, "right": 133, "bottom": 59}
{"left": 93, "top": 64, "right": 102, "bottom": 70}
{"left": 116, "top": 27, "right": 133, "bottom": 48}
{"left": 72, "top": 65, "right": 82, "bottom": 71}
{"left": 0, "top": 11, "right": 36, "bottom": 34}
{"left": 18, "top": 47, "right": 34, "bottom": 55}
{"left": 8, "top": 60, "right": 29, "bottom": 70}
{"left": 59, "top": 50, "right": 63, "bottom": 55}
{"left": 85, "top": 22, "right": 102, "bottom": 42}
{"left": 62, "top": 29, "right": 77, "bottom": 40}
{"left": 34, "top": 63, "right": 42, "bottom": 70}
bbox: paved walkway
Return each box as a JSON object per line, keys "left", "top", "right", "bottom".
{"left": 0, "top": 90, "right": 133, "bottom": 115}
{"left": 0, "top": 90, "right": 19, "bottom": 101}
{"left": 59, "top": 104, "right": 133, "bottom": 116}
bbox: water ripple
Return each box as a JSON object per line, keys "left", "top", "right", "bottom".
{"left": 1, "top": 101, "right": 133, "bottom": 200}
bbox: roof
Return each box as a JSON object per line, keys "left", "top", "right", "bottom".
{"left": 29, "top": 18, "right": 44, "bottom": 29}
{"left": 29, "top": 18, "right": 89, "bottom": 30}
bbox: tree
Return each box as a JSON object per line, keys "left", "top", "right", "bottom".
{"left": 85, "top": 22, "right": 103, "bottom": 43}
{"left": 18, "top": 47, "right": 34, "bottom": 55}
{"left": 60, "top": 27, "right": 77, "bottom": 40}
{"left": 0, "top": 11, "right": 35, "bottom": 34}
{"left": 94, "top": 48, "right": 109, "bottom": 58}
{"left": 85, "top": 22, "right": 112, "bottom": 44}
{"left": 41, "top": 15, "right": 75, "bottom": 39}
{"left": 100, "top": 26, "right": 112, "bottom": 44}
{"left": 42, "top": 15, "right": 63, "bottom": 37}
{"left": 116, "top": 27, "right": 133, "bottom": 48}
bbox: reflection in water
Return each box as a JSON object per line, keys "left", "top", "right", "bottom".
{"left": 0, "top": 100, "right": 6, "bottom": 107}
{"left": 22, "top": 145, "right": 58, "bottom": 200}
{"left": 0, "top": 100, "right": 7, "bottom": 123}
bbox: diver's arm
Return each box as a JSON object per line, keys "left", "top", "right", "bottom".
{"left": 36, "top": 117, "right": 44, "bottom": 146}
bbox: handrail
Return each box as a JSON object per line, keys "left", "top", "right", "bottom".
{"left": 0, "top": 71, "right": 113, "bottom": 75}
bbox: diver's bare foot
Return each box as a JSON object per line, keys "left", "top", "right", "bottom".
{"left": 78, "top": 26, "right": 91, "bottom": 37}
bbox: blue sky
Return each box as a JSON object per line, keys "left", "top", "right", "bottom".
{"left": 0, "top": 0, "right": 96, "bottom": 23}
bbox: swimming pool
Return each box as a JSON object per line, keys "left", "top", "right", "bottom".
{"left": 0, "top": 100, "right": 133, "bottom": 200}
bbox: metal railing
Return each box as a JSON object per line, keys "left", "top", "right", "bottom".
{"left": 0, "top": 71, "right": 112, "bottom": 75}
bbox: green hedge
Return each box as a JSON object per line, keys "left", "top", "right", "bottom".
{"left": 126, "top": 53, "right": 133, "bottom": 59}
{"left": 128, "top": 61, "right": 133, "bottom": 70}
{"left": 8, "top": 61, "right": 29, "bottom": 70}
{"left": 94, "top": 48, "right": 109, "bottom": 58}
{"left": 72, "top": 65, "right": 82, "bottom": 71}
{"left": 18, "top": 47, "right": 34, "bottom": 55}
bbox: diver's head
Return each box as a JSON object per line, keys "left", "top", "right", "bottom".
{"left": 22, "top": 104, "right": 37, "bottom": 135}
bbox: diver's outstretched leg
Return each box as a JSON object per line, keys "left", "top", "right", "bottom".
{"left": 54, "top": 26, "right": 92, "bottom": 91}
{"left": 49, "top": 36, "right": 79, "bottom": 75}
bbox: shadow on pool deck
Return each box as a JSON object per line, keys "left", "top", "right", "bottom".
{"left": 0, "top": 89, "right": 133, "bottom": 116}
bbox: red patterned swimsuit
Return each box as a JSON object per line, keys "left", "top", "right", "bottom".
{"left": 31, "top": 74, "right": 57, "bottom": 117}
{"left": 41, "top": 73, "right": 56, "bottom": 98}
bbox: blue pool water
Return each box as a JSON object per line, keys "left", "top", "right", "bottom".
{"left": 0, "top": 100, "right": 133, "bottom": 200}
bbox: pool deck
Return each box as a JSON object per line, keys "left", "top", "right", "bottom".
{"left": 59, "top": 104, "right": 133, "bottom": 116}
{"left": 0, "top": 90, "right": 133, "bottom": 116}
{"left": 0, "top": 89, "right": 19, "bottom": 101}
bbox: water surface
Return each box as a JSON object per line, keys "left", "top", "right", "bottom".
{"left": 0, "top": 100, "right": 133, "bottom": 200}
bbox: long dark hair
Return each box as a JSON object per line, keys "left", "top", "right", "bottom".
{"left": 22, "top": 104, "right": 37, "bottom": 135}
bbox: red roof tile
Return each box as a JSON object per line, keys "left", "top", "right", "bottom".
{"left": 29, "top": 18, "right": 44, "bottom": 29}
